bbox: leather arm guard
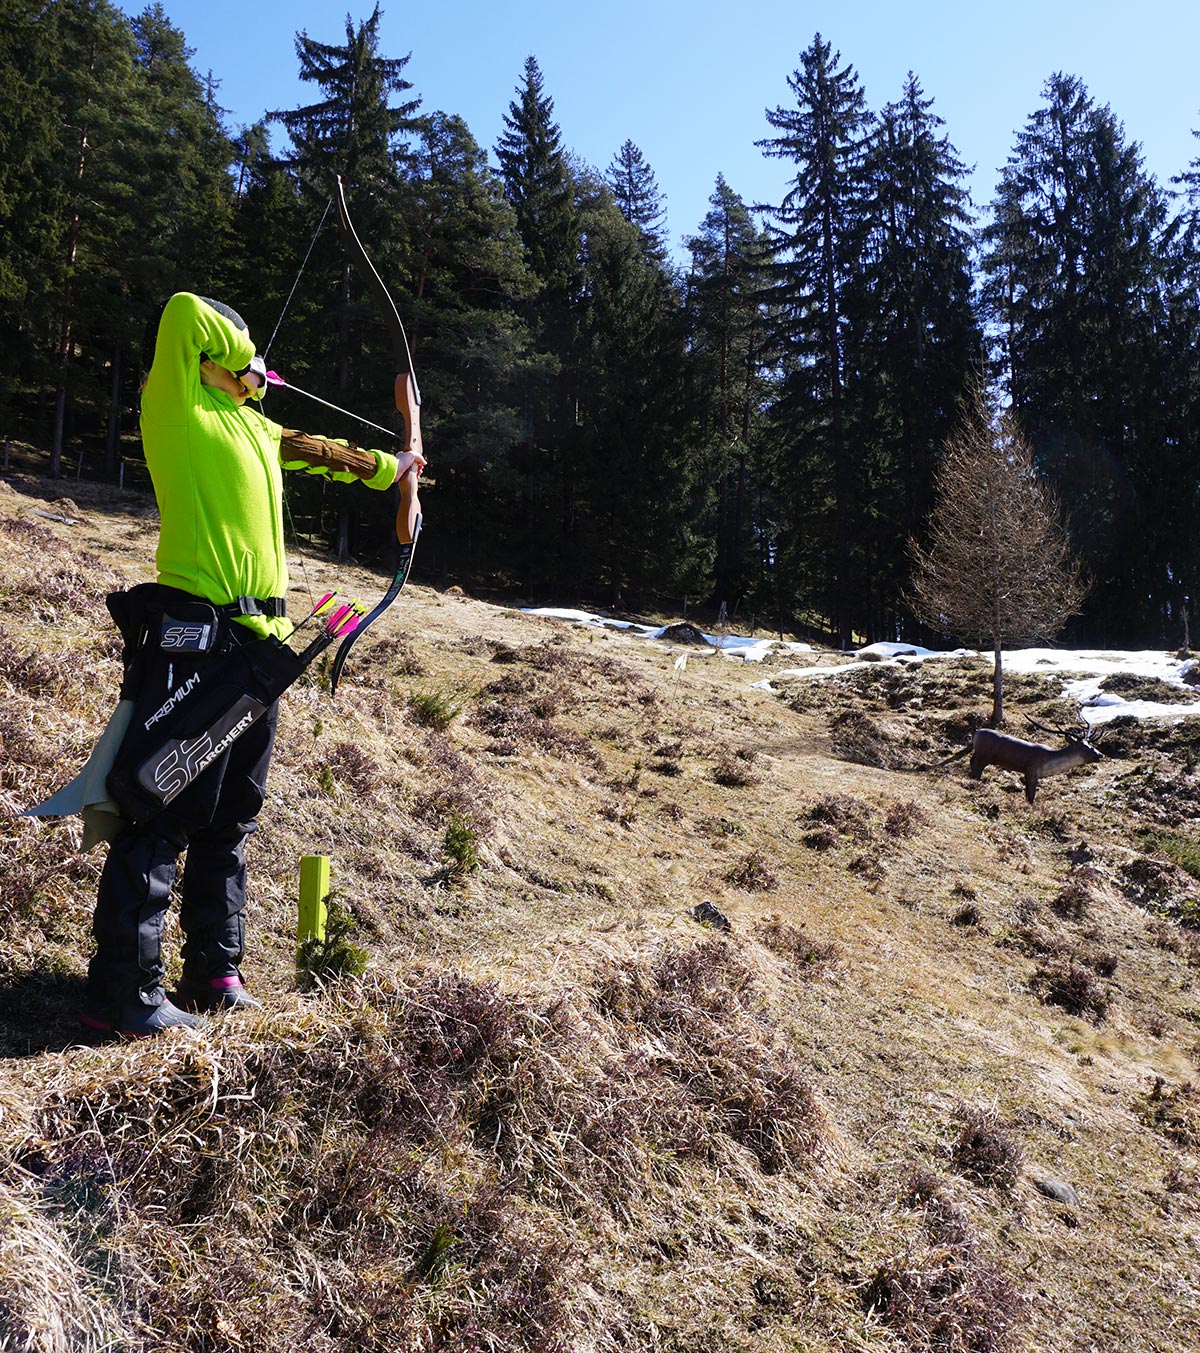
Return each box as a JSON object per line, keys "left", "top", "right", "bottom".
{"left": 279, "top": 429, "right": 380, "bottom": 479}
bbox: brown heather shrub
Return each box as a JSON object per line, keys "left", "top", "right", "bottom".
{"left": 753, "top": 915, "right": 839, "bottom": 975}
{"left": 16, "top": 975, "right": 581, "bottom": 1352}
{"left": 1139, "top": 1077, "right": 1200, "bottom": 1150}
{"left": 1052, "top": 865, "right": 1106, "bottom": 920}
{"left": 469, "top": 695, "right": 600, "bottom": 765}
{"left": 408, "top": 732, "right": 494, "bottom": 838}
{"left": 22, "top": 565, "right": 103, "bottom": 617}
{"left": 1078, "top": 946, "right": 1118, "bottom": 977}
{"left": 884, "top": 799, "right": 931, "bottom": 839}
{"left": 1032, "top": 959, "right": 1111, "bottom": 1021}
{"left": 368, "top": 633, "right": 427, "bottom": 677}
{"left": 726, "top": 850, "right": 779, "bottom": 891}
{"left": 712, "top": 747, "right": 758, "bottom": 788}
{"left": 991, "top": 829, "right": 1033, "bottom": 873}
{"left": 599, "top": 799, "right": 636, "bottom": 828}
{"left": 803, "top": 793, "right": 875, "bottom": 841}
{"left": 951, "top": 1107, "right": 1024, "bottom": 1190}
{"left": 0, "top": 639, "right": 80, "bottom": 700}
{"left": 0, "top": 827, "right": 99, "bottom": 944}
{"left": 592, "top": 939, "right": 826, "bottom": 1175}
{"left": 803, "top": 823, "right": 840, "bottom": 850}
{"left": 848, "top": 847, "right": 887, "bottom": 883}
{"left": 0, "top": 514, "right": 55, "bottom": 545}
{"left": 863, "top": 1173, "right": 1023, "bottom": 1352}
{"left": 317, "top": 740, "right": 380, "bottom": 796}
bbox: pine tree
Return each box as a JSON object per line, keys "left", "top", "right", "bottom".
{"left": 402, "top": 111, "right": 540, "bottom": 584}
{"left": 494, "top": 55, "right": 582, "bottom": 588}
{"left": 268, "top": 4, "right": 424, "bottom": 560}
{"left": 758, "top": 34, "right": 873, "bottom": 646}
{"left": 848, "top": 73, "right": 981, "bottom": 639}
{"left": 685, "top": 175, "right": 773, "bottom": 615}
{"left": 606, "top": 139, "right": 669, "bottom": 264}
{"left": 981, "top": 74, "right": 1170, "bottom": 641}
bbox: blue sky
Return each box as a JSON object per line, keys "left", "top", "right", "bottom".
{"left": 123, "top": 0, "right": 1200, "bottom": 260}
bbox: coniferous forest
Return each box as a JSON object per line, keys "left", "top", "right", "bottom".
{"left": 3, "top": 1, "right": 1199, "bottom": 647}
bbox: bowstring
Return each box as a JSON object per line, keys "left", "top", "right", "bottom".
{"left": 262, "top": 192, "right": 334, "bottom": 619}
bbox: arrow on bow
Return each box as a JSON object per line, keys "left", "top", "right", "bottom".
{"left": 327, "top": 173, "right": 424, "bottom": 695}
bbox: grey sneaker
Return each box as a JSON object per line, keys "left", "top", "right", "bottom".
{"left": 174, "top": 975, "right": 262, "bottom": 1013}
{"left": 80, "top": 998, "right": 208, "bottom": 1038}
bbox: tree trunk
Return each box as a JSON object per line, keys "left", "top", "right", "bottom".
{"left": 991, "top": 630, "right": 1004, "bottom": 727}
{"left": 52, "top": 114, "right": 89, "bottom": 478}
{"left": 105, "top": 346, "right": 122, "bottom": 478}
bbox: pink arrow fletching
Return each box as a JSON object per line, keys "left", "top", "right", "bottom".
{"left": 325, "top": 603, "right": 353, "bottom": 633}
{"left": 265, "top": 370, "right": 286, "bottom": 386}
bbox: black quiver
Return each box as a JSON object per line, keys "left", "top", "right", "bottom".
{"left": 104, "top": 586, "right": 306, "bottom": 825}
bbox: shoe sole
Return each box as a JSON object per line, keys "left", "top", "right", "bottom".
{"left": 78, "top": 1012, "right": 204, "bottom": 1038}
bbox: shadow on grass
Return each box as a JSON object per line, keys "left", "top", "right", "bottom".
{"left": 0, "top": 967, "right": 92, "bottom": 1058}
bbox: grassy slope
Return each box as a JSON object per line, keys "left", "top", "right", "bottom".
{"left": 1, "top": 470, "right": 1199, "bottom": 1353}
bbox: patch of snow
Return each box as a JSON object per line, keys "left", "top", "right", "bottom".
{"left": 522, "top": 606, "right": 1200, "bottom": 725}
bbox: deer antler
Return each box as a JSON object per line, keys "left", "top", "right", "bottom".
{"left": 1026, "top": 703, "right": 1093, "bottom": 743}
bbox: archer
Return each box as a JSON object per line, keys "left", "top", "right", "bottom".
{"left": 75, "top": 291, "right": 424, "bottom": 1037}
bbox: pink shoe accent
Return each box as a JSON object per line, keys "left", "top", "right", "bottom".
{"left": 79, "top": 1011, "right": 112, "bottom": 1032}
{"left": 210, "top": 976, "right": 244, "bottom": 990}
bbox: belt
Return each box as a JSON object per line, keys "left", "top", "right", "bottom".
{"left": 217, "top": 595, "right": 287, "bottom": 618}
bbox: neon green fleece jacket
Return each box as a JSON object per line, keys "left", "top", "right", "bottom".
{"left": 140, "top": 292, "right": 399, "bottom": 639}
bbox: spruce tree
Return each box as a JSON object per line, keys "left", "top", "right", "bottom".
{"left": 494, "top": 55, "right": 582, "bottom": 588}
{"left": 268, "top": 4, "right": 424, "bottom": 560}
{"left": 403, "top": 112, "right": 540, "bottom": 584}
{"left": 685, "top": 175, "right": 773, "bottom": 615}
{"left": 758, "top": 34, "right": 873, "bottom": 646}
{"left": 606, "top": 139, "right": 670, "bottom": 265}
{"left": 495, "top": 56, "right": 578, "bottom": 293}
{"left": 0, "top": 0, "right": 65, "bottom": 426}
{"left": 982, "top": 74, "right": 1170, "bottom": 640}
{"left": 849, "top": 73, "right": 981, "bottom": 639}
{"left": 571, "top": 176, "right": 693, "bottom": 605}
{"left": 35, "top": 0, "right": 135, "bottom": 469}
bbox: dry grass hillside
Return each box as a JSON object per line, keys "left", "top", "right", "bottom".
{"left": 1, "top": 465, "right": 1199, "bottom": 1353}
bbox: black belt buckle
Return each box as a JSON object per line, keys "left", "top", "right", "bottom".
{"left": 235, "top": 596, "right": 285, "bottom": 618}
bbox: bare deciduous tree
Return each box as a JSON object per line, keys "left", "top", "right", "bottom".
{"left": 909, "top": 382, "right": 1085, "bottom": 725}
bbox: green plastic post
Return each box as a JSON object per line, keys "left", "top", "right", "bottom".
{"left": 298, "top": 854, "right": 330, "bottom": 944}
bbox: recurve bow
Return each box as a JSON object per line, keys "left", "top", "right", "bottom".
{"left": 328, "top": 173, "right": 424, "bottom": 695}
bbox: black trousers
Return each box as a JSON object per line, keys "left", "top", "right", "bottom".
{"left": 86, "top": 633, "right": 279, "bottom": 1011}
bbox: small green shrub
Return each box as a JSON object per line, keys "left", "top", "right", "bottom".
{"left": 296, "top": 896, "right": 369, "bottom": 988}
{"left": 1139, "top": 830, "right": 1200, "bottom": 884}
{"left": 444, "top": 811, "right": 481, "bottom": 877}
{"left": 408, "top": 686, "right": 462, "bottom": 730}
